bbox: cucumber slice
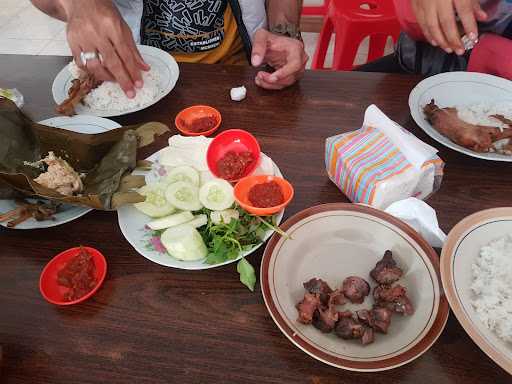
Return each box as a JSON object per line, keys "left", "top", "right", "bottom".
{"left": 134, "top": 182, "right": 176, "bottom": 218}
{"left": 187, "top": 214, "right": 208, "bottom": 228}
{"left": 147, "top": 211, "right": 194, "bottom": 231}
{"left": 161, "top": 225, "right": 207, "bottom": 261}
{"left": 165, "top": 181, "right": 203, "bottom": 211}
{"left": 199, "top": 179, "right": 234, "bottom": 211}
{"left": 163, "top": 165, "right": 200, "bottom": 186}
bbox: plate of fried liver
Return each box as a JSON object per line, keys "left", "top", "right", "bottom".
{"left": 261, "top": 203, "right": 449, "bottom": 372}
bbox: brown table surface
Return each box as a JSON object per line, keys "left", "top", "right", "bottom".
{"left": 1, "top": 54, "right": 511, "bottom": 384}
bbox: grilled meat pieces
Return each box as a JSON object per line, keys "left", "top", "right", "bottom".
{"left": 296, "top": 293, "right": 321, "bottom": 324}
{"left": 374, "top": 284, "right": 414, "bottom": 316}
{"left": 370, "top": 250, "right": 403, "bottom": 285}
{"left": 342, "top": 276, "right": 370, "bottom": 304}
{"left": 303, "top": 278, "right": 333, "bottom": 306}
{"left": 56, "top": 73, "right": 100, "bottom": 116}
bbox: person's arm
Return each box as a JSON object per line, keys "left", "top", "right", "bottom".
{"left": 30, "top": 0, "right": 67, "bottom": 21}
{"left": 266, "top": 0, "right": 302, "bottom": 33}
{"left": 30, "top": 0, "right": 148, "bottom": 98}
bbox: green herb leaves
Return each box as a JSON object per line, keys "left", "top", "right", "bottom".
{"left": 198, "top": 206, "right": 273, "bottom": 290}
{"left": 237, "top": 258, "right": 256, "bottom": 291}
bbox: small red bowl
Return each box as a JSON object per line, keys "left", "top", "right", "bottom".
{"left": 39, "top": 246, "right": 107, "bottom": 306}
{"left": 234, "top": 175, "right": 294, "bottom": 216}
{"left": 175, "top": 105, "right": 221, "bottom": 136}
{"left": 206, "top": 129, "right": 261, "bottom": 182}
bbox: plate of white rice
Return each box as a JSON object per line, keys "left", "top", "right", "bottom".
{"left": 52, "top": 44, "right": 179, "bottom": 117}
{"left": 409, "top": 72, "right": 512, "bottom": 162}
{"left": 441, "top": 208, "right": 512, "bottom": 375}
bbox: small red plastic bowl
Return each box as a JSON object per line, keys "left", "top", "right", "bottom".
{"left": 206, "top": 129, "right": 261, "bottom": 182}
{"left": 175, "top": 105, "right": 222, "bottom": 136}
{"left": 234, "top": 175, "right": 294, "bottom": 216}
{"left": 39, "top": 246, "right": 107, "bottom": 306}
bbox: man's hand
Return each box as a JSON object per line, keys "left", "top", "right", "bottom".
{"left": 251, "top": 29, "right": 308, "bottom": 90}
{"left": 62, "top": 0, "right": 149, "bottom": 98}
{"left": 411, "top": 0, "right": 487, "bottom": 55}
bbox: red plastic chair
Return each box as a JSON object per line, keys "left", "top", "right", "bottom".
{"left": 302, "top": 0, "right": 330, "bottom": 16}
{"left": 312, "top": 0, "right": 401, "bottom": 70}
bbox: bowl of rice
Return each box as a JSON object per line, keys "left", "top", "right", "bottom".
{"left": 52, "top": 44, "right": 179, "bottom": 117}
{"left": 441, "top": 207, "right": 512, "bottom": 375}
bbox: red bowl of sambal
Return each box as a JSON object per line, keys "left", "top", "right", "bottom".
{"left": 175, "top": 105, "right": 221, "bottom": 136}
{"left": 39, "top": 246, "right": 107, "bottom": 306}
{"left": 234, "top": 175, "right": 294, "bottom": 216}
{"left": 207, "top": 129, "right": 261, "bottom": 182}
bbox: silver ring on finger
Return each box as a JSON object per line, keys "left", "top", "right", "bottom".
{"left": 80, "top": 51, "right": 104, "bottom": 66}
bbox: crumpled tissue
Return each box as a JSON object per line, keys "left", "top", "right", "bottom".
{"left": 385, "top": 197, "right": 446, "bottom": 248}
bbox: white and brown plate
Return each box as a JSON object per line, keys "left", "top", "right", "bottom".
{"left": 261, "top": 203, "right": 449, "bottom": 372}
{"left": 441, "top": 207, "right": 512, "bottom": 375}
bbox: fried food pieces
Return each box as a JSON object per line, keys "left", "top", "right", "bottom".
{"left": 424, "top": 100, "right": 512, "bottom": 153}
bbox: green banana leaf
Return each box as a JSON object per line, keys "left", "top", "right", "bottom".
{"left": 0, "top": 98, "right": 169, "bottom": 210}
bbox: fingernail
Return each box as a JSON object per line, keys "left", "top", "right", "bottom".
{"left": 431, "top": 40, "right": 438, "bottom": 47}
{"left": 468, "top": 32, "right": 477, "bottom": 41}
{"left": 127, "top": 90, "right": 135, "bottom": 98}
{"left": 135, "top": 80, "right": 143, "bottom": 89}
{"left": 269, "top": 75, "right": 278, "bottom": 82}
{"left": 252, "top": 54, "right": 261, "bottom": 66}
{"left": 445, "top": 48, "right": 453, "bottom": 54}
{"left": 456, "top": 48, "right": 465, "bottom": 55}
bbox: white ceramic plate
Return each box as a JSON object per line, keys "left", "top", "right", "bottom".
{"left": 117, "top": 149, "right": 284, "bottom": 270}
{"left": 39, "top": 115, "right": 121, "bottom": 134}
{"left": 52, "top": 44, "right": 179, "bottom": 117}
{"left": 441, "top": 208, "right": 512, "bottom": 375}
{"left": 261, "top": 203, "right": 449, "bottom": 372}
{"left": 0, "top": 117, "right": 99, "bottom": 229}
{"left": 409, "top": 71, "right": 512, "bottom": 162}
{"left": 0, "top": 199, "right": 91, "bottom": 230}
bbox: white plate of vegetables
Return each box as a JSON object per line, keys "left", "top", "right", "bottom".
{"left": 117, "top": 136, "right": 284, "bottom": 290}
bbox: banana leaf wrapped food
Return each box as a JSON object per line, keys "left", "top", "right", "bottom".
{"left": 0, "top": 98, "right": 169, "bottom": 210}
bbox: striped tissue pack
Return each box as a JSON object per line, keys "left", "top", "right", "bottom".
{"left": 325, "top": 105, "right": 444, "bottom": 209}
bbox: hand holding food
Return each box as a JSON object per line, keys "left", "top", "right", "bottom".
{"left": 410, "top": 0, "right": 487, "bottom": 55}
{"left": 61, "top": 0, "right": 149, "bottom": 97}
{"left": 251, "top": 29, "right": 308, "bottom": 90}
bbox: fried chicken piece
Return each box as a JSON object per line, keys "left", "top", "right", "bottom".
{"left": 357, "top": 307, "right": 393, "bottom": 334}
{"left": 374, "top": 284, "right": 414, "bottom": 316}
{"left": 303, "top": 278, "right": 333, "bottom": 306}
{"left": 371, "top": 307, "right": 393, "bottom": 333}
{"left": 312, "top": 305, "right": 339, "bottom": 333}
{"left": 309, "top": 288, "right": 347, "bottom": 333}
{"left": 328, "top": 289, "right": 348, "bottom": 307}
{"left": 424, "top": 100, "right": 512, "bottom": 153}
{"left": 56, "top": 74, "right": 100, "bottom": 116}
{"left": 490, "top": 114, "right": 512, "bottom": 129}
{"left": 335, "top": 312, "right": 365, "bottom": 340}
{"left": 0, "top": 200, "right": 59, "bottom": 228}
{"left": 370, "top": 250, "right": 403, "bottom": 285}
{"left": 373, "top": 284, "right": 406, "bottom": 302}
{"left": 296, "top": 293, "right": 321, "bottom": 324}
{"left": 361, "top": 326, "right": 375, "bottom": 345}
{"left": 342, "top": 276, "right": 370, "bottom": 304}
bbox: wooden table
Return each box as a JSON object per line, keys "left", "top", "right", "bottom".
{"left": 1, "top": 55, "right": 510, "bottom": 384}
